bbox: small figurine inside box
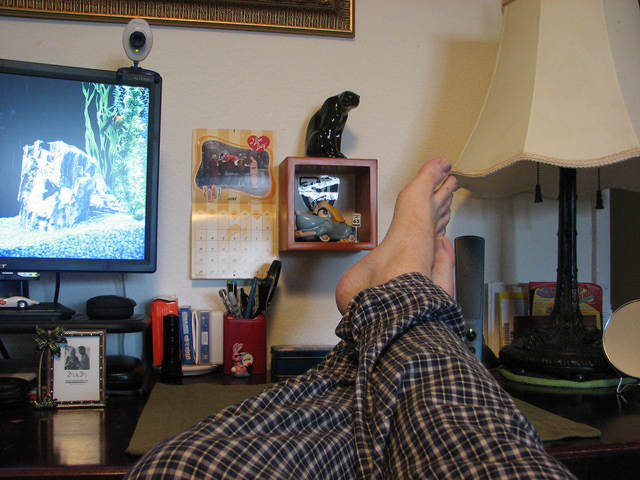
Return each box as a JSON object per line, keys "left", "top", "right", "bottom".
{"left": 278, "top": 157, "right": 377, "bottom": 251}
{"left": 294, "top": 172, "right": 363, "bottom": 243}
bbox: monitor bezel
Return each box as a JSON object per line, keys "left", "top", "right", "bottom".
{"left": 0, "top": 58, "right": 161, "bottom": 274}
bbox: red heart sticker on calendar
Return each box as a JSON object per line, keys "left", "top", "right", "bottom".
{"left": 247, "top": 135, "right": 270, "bottom": 152}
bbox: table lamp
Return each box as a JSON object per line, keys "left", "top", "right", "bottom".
{"left": 453, "top": 0, "right": 640, "bottom": 380}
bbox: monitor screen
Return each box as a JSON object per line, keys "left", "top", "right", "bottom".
{"left": 0, "top": 59, "right": 161, "bottom": 273}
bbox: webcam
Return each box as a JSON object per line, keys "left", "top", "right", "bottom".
{"left": 123, "top": 18, "right": 153, "bottom": 65}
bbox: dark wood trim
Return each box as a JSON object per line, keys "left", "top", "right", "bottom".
{"left": 0, "top": 0, "right": 355, "bottom": 37}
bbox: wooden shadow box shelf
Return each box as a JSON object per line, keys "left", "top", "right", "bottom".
{"left": 279, "top": 157, "right": 378, "bottom": 251}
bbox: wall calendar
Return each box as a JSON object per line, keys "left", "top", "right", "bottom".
{"left": 191, "top": 129, "right": 277, "bottom": 279}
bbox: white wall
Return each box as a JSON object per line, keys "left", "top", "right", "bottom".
{"left": 0, "top": 0, "right": 611, "bottom": 359}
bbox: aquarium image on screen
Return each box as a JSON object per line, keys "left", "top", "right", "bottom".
{"left": 0, "top": 72, "right": 150, "bottom": 261}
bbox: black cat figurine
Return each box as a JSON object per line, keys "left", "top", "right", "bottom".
{"left": 305, "top": 91, "right": 360, "bottom": 158}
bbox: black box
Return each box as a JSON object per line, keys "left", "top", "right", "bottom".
{"left": 270, "top": 345, "right": 333, "bottom": 380}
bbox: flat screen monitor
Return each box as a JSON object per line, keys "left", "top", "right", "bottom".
{"left": 0, "top": 59, "right": 161, "bottom": 274}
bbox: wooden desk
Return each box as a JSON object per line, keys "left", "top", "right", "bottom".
{"left": 0, "top": 395, "right": 146, "bottom": 479}
{"left": 1, "top": 373, "right": 639, "bottom": 479}
{"left": 503, "top": 379, "right": 640, "bottom": 479}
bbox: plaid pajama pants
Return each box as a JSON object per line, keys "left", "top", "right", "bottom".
{"left": 126, "top": 272, "right": 574, "bottom": 479}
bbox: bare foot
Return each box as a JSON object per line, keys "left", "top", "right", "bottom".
{"left": 335, "top": 157, "right": 458, "bottom": 314}
{"left": 431, "top": 235, "right": 455, "bottom": 297}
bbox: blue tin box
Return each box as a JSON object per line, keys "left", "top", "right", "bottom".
{"left": 270, "top": 345, "right": 333, "bottom": 380}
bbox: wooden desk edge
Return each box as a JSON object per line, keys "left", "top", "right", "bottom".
{"left": 0, "top": 464, "right": 133, "bottom": 478}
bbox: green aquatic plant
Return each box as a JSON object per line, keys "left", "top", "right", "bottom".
{"left": 83, "top": 83, "right": 149, "bottom": 220}
{"left": 83, "top": 83, "right": 116, "bottom": 183}
{"left": 111, "top": 85, "right": 148, "bottom": 220}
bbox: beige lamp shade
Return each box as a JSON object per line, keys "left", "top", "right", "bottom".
{"left": 453, "top": 0, "right": 640, "bottom": 198}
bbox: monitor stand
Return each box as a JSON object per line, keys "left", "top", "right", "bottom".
{"left": 0, "top": 273, "right": 75, "bottom": 320}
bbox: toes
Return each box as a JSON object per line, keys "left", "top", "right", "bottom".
{"left": 434, "top": 176, "right": 455, "bottom": 221}
{"left": 432, "top": 236, "right": 455, "bottom": 296}
{"left": 435, "top": 235, "right": 455, "bottom": 260}
{"left": 435, "top": 210, "right": 450, "bottom": 236}
{"left": 434, "top": 175, "right": 457, "bottom": 202}
{"left": 417, "top": 157, "right": 452, "bottom": 190}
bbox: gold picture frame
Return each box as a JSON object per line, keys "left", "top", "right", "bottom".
{"left": 0, "top": 0, "right": 355, "bottom": 37}
{"left": 47, "top": 330, "right": 106, "bottom": 408}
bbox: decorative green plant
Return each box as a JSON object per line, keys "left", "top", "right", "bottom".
{"left": 83, "top": 83, "right": 116, "bottom": 183}
{"left": 32, "top": 326, "right": 66, "bottom": 409}
{"left": 110, "top": 85, "right": 148, "bottom": 220}
{"left": 34, "top": 394, "right": 58, "bottom": 410}
{"left": 82, "top": 82, "right": 148, "bottom": 220}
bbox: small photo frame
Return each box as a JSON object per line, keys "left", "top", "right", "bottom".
{"left": 47, "top": 330, "right": 106, "bottom": 408}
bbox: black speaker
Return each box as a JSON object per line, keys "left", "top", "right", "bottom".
{"left": 161, "top": 314, "right": 183, "bottom": 384}
{"left": 86, "top": 295, "right": 135, "bottom": 319}
{"left": 454, "top": 236, "right": 485, "bottom": 360}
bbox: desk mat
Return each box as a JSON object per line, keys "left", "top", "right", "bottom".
{"left": 126, "top": 382, "right": 600, "bottom": 456}
{"left": 498, "top": 367, "right": 635, "bottom": 389}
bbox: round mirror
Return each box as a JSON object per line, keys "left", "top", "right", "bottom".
{"left": 603, "top": 299, "right": 640, "bottom": 378}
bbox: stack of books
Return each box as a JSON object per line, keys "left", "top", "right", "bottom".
{"left": 151, "top": 296, "right": 224, "bottom": 371}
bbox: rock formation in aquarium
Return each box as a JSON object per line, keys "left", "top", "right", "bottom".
{"left": 18, "top": 140, "right": 122, "bottom": 232}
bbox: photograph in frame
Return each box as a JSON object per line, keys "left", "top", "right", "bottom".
{"left": 47, "top": 330, "right": 106, "bottom": 408}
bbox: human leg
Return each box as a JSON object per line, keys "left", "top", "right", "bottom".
{"left": 370, "top": 305, "right": 575, "bottom": 479}
{"left": 331, "top": 157, "right": 573, "bottom": 478}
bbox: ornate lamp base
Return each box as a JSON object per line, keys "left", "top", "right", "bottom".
{"left": 499, "top": 311, "right": 614, "bottom": 382}
{"left": 500, "top": 167, "right": 617, "bottom": 383}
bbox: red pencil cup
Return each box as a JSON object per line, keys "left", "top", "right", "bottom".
{"left": 223, "top": 314, "right": 266, "bottom": 376}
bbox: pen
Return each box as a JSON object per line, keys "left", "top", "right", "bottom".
{"left": 245, "top": 277, "right": 258, "bottom": 318}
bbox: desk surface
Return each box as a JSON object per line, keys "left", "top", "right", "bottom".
{"left": 0, "top": 395, "right": 146, "bottom": 479}
{"left": 502, "top": 379, "right": 640, "bottom": 479}
{"left": 1, "top": 373, "right": 639, "bottom": 479}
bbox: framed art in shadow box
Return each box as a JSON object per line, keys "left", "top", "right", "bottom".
{"left": 47, "top": 330, "right": 106, "bottom": 408}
